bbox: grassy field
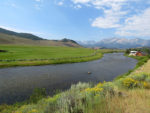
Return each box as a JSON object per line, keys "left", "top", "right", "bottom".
{"left": 0, "top": 45, "right": 118, "bottom": 67}
{"left": 0, "top": 45, "right": 95, "bottom": 60}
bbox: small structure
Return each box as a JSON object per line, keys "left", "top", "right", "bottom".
{"left": 136, "top": 51, "right": 146, "bottom": 56}
{"left": 129, "top": 51, "right": 137, "bottom": 56}
{"left": 129, "top": 51, "right": 146, "bottom": 56}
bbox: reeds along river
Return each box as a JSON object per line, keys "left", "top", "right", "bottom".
{"left": 0, "top": 53, "right": 137, "bottom": 104}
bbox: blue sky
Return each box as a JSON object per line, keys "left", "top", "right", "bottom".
{"left": 0, "top": 0, "right": 150, "bottom": 41}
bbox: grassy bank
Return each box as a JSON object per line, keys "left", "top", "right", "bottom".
{"left": 115, "top": 55, "right": 150, "bottom": 80}
{"left": 0, "top": 45, "right": 122, "bottom": 68}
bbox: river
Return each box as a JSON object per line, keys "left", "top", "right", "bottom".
{"left": 0, "top": 53, "right": 137, "bottom": 104}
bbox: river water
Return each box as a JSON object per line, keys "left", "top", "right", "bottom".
{"left": 0, "top": 53, "right": 137, "bottom": 104}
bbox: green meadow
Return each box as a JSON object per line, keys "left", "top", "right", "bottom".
{"left": 0, "top": 45, "right": 96, "bottom": 60}
{"left": 0, "top": 45, "right": 105, "bottom": 67}
{"left": 0, "top": 45, "right": 123, "bottom": 67}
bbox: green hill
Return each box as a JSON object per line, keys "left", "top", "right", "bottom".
{"left": 0, "top": 27, "right": 43, "bottom": 40}
{"left": 0, "top": 28, "right": 81, "bottom": 47}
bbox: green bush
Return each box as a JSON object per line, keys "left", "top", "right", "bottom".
{"left": 130, "top": 74, "right": 148, "bottom": 81}
{"left": 29, "top": 88, "right": 46, "bottom": 104}
{"left": 122, "top": 78, "right": 139, "bottom": 88}
{"left": 56, "top": 82, "right": 90, "bottom": 113}
{"left": 146, "top": 76, "right": 150, "bottom": 82}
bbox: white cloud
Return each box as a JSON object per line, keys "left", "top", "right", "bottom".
{"left": 58, "top": 0, "right": 150, "bottom": 37}
{"left": 72, "top": 0, "right": 91, "bottom": 4}
{"left": 77, "top": 0, "right": 127, "bottom": 29}
{"left": 71, "top": 0, "right": 129, "bottom": 28}
{"left": 92, "top": 15, "right": 120, "bottom": 28}
{"left": 55, "top": 0, "right": 65, "bottom": 6}
{"left": 92, "top": 5, "right": 127, "bottom": 28}
{"left": 74, "top": 4, "right": 82, "bottom": 9}
{"left": 34, "top": 0, "right": 43, "bottom": 10}
{"left": 116, "top": 8, "right": 150, "bottom": 37}
{"left": 35, "top": 0, "right": 42, "bottom": 2}
{"left": 72, "top": 0, "right": 127, "bottom": 8}
{"left": 58, "top": 1, "right": 64, "bottom": 6}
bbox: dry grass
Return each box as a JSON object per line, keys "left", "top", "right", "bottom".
{"left": 88, "top": 89, "right": 150, "bottom": 113}
{"left": 89, "top": 60, "right": 150, "bottom": 113}
{"left": 132, "top": 60, "right": 150, "bottom": 74}
{"left": 108, "top": 89, "right": 150, "bottom": 113}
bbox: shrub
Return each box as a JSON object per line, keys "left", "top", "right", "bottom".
{"left": 142, "top": 82, "right": 150, "bottom": 89}
{"left": 56, "top": 82, "right": 90, "bottom": 113}
{"left": 130, "top": 74, "right": 148, "bottom": 81}
{"left": 146, "top": 76, "right": 150, "bottom": 82}
{"left": 84, "top": 82, "right": 103, "bottom": 94}
{"left": 29, "top": 88, "right": 46, "bottom": 103}
{"left": 123, "top": 78, "right": 139, "bottom": 88}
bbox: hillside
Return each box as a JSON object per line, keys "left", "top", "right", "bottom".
{"left": 0, "top": 27, "right": 43, "bottom": 40}
{"left": 0, "top": 28, "right": 81, "bottom": 47}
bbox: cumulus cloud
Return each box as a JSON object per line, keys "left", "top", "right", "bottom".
{"left": 56, "top": 0, "right": 150, "bottom": 37}
{"left": 71, "top": 0, "right": 150, "bottom": 37}
{"left": 72, "top": 0, "right": 128, "bottom": 28}
{"left": 116, "top": 8, "right": 150, "bottom": 37}
{"left": 92, "top": 4, "right": 127, "bottom": 28}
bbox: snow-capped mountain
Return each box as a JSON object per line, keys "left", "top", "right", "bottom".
{"left": 78, "top": 38, "right": 150, "bottom": 49}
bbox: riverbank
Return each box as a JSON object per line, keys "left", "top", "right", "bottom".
{"left": 115, "top": 55, "right": 150, "bottom": 80}
{"left": 0, "top": 45, "right": 123, "bottom": 68}
{"left": 0, "top": 55, "right": 149, "bottom": 113}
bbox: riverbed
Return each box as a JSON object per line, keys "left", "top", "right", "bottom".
{"left": 0, "top": 53, "right": 137, "bottom": 104}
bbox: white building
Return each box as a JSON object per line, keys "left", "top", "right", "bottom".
{"left": 129, "top": 51, "right": 138, "bottom": 56}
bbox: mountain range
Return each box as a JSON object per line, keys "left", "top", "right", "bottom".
{"left": 1, "top": 27, "right": 150, "bottom": 49}
{"left": 78, "top": 38, "right": 150, "bottom": 49}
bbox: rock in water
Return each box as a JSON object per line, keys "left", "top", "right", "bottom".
{"left": 88, "top": 72, "right": 91, "bottom": 74}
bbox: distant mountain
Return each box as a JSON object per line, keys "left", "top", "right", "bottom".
{"left": 0, "top": 28, "right": 81, "bottom": 47}
{"left": 61, "top": 38, "right": 78, "bottom": 44}
{"left": 78, "top": 38, "right": 150, "bottom": 49}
